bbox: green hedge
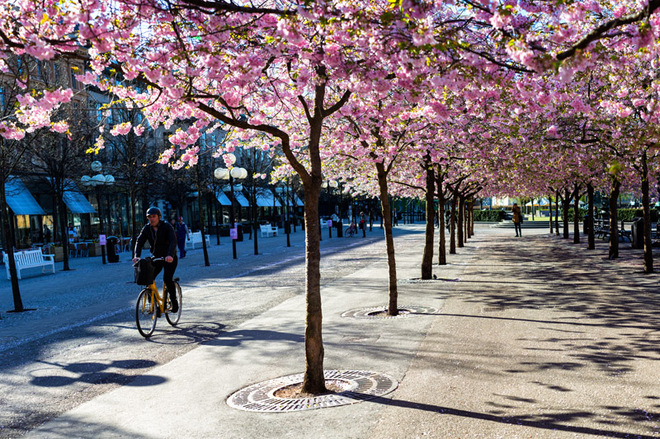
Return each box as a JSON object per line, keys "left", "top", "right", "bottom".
{"left": 473, "top": 210, "right": 505, "bottom": 221}
{"left": 615, "top": 208, "right": 659, "bottom": 222}
{"left": 566, "top": 208, "right": 588, "bottom": 221}
{"left": 562, "top": 207, "right": 658, "bottom": 222}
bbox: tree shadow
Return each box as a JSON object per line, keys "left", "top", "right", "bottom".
{"left": 358, "top": 394, "right": 659, "bottom": 438}
{"left": 30, "top": 358, "right": 165, "bottom": 388}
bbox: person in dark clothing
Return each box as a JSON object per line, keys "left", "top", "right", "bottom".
{"left": 133, "top": 207, "right": 179, "bottom": 313}
{"left": 176, "top": 217, "right": 188, "bottom": 258}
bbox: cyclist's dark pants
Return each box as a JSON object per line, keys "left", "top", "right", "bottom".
{"left": 152, "top": 257, "right": 178, "bottom": 301}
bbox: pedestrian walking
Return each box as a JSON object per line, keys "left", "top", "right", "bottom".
{"left": 176, "top": 217, "right": 189, "bottom": 258}
{"left": 512, "top": 202, "right": 523, "bottom": 237}
{"left": 359, "top": 211, "right": 367, "bottom": 237}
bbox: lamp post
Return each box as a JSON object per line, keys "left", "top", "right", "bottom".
{"left": 214, "top": 164, "right": 247, "bottom": 259}
{"left": 81, "top": 162, "right": 114, "bottom": 265}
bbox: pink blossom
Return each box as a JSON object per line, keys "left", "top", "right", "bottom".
{"left": 50, "top": 121, "right": 69, "bottom": 133}
{"left": 110, "top": 122, "right": 132, "bottom": 136}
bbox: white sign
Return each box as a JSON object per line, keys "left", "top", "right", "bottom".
{"left": 230, "top": 228, "right": 238, "bottom": 240}
{"left": 326, "top": 220, "right": 333, "bottom": 228}
{"left": 99, "top": 234, "right": 106, "bottom": 245}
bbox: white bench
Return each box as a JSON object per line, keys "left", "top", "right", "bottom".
{"left": 260, "top": 224, "right": 278, "bottom": 237}
{"left": 185, "top": 231, "right": 210, "bottom": 249}
{"left": 3, "top": 249, "right": 55, "bottom": 280}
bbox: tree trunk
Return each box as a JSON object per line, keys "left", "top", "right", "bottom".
{"left": 0, "top": 187, "right": 24, "bottom": 312}
{"left": 464, "top": 198, "right": 470, "bottom": 240}
{"left": 641, "top": 150, "right": 653, "bottom": 273}
{"left": 457, "top": 195, "right": 464, "bottom": 248}
{"left": 587, "top": 184, "right": 595, "bottom": 250}
{"left": 449, "top": 196, "right": 457, "bottom": 254}
{"left": 376, "top": 161, "right": 398, "bottom": 316}
{"left": 58, "top": 195, "right": 70, "bottom": 271}
{"left": 562, "top": 188, "right": 570, "bottom": 239}
{"left": 436, "top": 173, "right": 446, "bottom": 265}
{"left": 468, "top": 200, "right": 474, "bottom": 238}
{"left": 573, "top": 183, "right": 580, "bottom": 244}
{"left": 421, "top": 161, "right": 435, "bottom": 279}
{"left": 549, "top": 195, "right": 554, "bottom": 234}
{"left": 609, "top": 178, "right": 620, "bottom": 260}
{"left": 252, "top": 181, "right": 259, "bottom": 255}
{"left": 300, "top": 181, "right": 325, "bottom": 393}
{"left": 554, "top": 189, "right": 560, "bottom": 236}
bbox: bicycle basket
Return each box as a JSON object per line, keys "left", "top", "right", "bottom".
{"left": 134, "top": 258, "right": 155, "bottom": 285}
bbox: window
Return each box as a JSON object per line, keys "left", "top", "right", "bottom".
{"left": 70, "top": 66, "right": 78, "bottom": 89}
{"left": 36, "top": 60, "right": 44, "bottom": 81}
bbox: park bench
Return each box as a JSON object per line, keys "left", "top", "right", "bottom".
{"left": 260, "top": 224, "right": 278, "bottom": 237}
{"left": 594, "top": 221, "right": 631, "bottom": 242}
{"left": 3, "top": 249, "right": 55, "bottom": 280}
{"left": 185, "top": 231, "right": 210, "bottom": 250}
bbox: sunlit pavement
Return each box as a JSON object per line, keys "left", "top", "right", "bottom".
{"left": 15, "top": 224, "right": 660, "bottom": 438}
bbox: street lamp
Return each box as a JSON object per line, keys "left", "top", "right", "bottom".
{"left": 214, "top": 163, "right": 247, "bottom": 259}
{"left": 81, "top": 162, "right": 115, "bottom": 265}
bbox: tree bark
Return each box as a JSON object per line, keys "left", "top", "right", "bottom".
{"left": 608, "top": 178, "right": 620, "bottom": 260}
{"left": 436, "top": 172, "right": 446, "bottom": 265}
{"left": 301, "top": 181, "right": 324, "bottom": 393}
{"left": 562, "top": 188, "right": 571, "bottom": 239}
{"left": 0, "top": 186, "right": 24, "bottom": 312}
{"left": 376, "top": 161, "right": 399, "bottom": 315}
{"left": 554, "top": 189, "right": 560, "bottom": 236}
{"left": 457, "top": 195, "right": 464, "bottom": 248}
{"left": 421, "top": 160, "right": 435, "bottom": 279}
{"left": 549, "top": 194, "right": 554, "bottom": 234}
{"left": 587, "top": 184, "right": 595, "bottom": 250}
{"left": 573, "top": 183, "right": 581, "bottom": 244}
{"left": 449, "top": 196, "right": 457, "bottom": 254}
{"left": 641, "top": 149, "right": 653, "bottom": 273}
{"left": 57, "top": 194, "right": 70, "bottom": 271}
{"left": 467, "top": 199, "right": 474, "bottom": 238}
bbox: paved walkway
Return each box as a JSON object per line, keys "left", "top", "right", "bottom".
{"left": 11, "top": 225, "right": 660, "bottom": 438}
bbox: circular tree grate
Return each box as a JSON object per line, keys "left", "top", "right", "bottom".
{"left": 226, "top": 370, "right": 397, "bottom": 412}
{"left": 341, "top": 305, "right": 438, "bottom": 319}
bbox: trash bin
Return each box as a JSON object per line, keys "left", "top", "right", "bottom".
{"left": 106, "top": 236, "right": 120, "bottom": 263}
{"left": 631, "top": 217, "right": 644, "bottom": 249}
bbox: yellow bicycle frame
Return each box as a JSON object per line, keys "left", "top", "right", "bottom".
{"left": 142, "top": 281, "right": 167, "bottom": 315}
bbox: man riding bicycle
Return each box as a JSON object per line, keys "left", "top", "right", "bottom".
{"left": 133, "top": 207, "right": 179, "bottom": 313}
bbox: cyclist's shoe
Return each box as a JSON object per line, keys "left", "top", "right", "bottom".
{"left": 170, "top": 298, "right": 179, "bottom": 314}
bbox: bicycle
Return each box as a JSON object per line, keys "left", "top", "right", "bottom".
{"left": 135, "top": 257, "right": 182, "bottom": 338}
{"left": 345, "top": 224, "right": 357, "bottom": 237}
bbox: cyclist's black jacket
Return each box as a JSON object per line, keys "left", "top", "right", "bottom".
{"left": 134, "top": 220, "right": 177, "bottom": 258}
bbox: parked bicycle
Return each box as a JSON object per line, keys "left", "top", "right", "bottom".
{"left": 134, "top": 257, "right": 182, "bottom": 338}
{"left": 345, "top": 222, "right": 358, "bottom": 237}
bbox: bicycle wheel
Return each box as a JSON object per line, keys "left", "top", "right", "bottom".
{"left": 166, "top": 281, "right": 182, "bottom": 326}
{"left": 136, "top": 289, "right": 157, "bottom": 338}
